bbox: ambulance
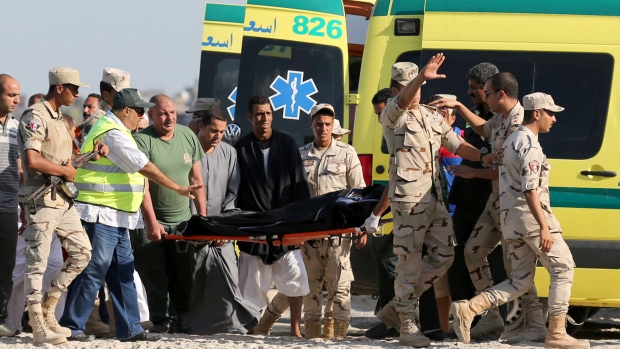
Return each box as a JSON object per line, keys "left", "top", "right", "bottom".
{"left": 352, "top": 0, "right": 620, "bottom": 331}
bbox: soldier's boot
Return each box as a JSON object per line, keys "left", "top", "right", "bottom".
{"left": 106, "top": 299, "right": 116, "bottom": 337}
{"left": 470, "top": 306, "right": 505, "bottom": 339}
{"left": 304, "top": 318, "right": 322, "bottom": 339}
{"left": 333, "top": 319, "right": 349, "bottom": 340}
{"left": 545, "top": 315, "right": 590, "bottom": 349}
{"left": 41, "top": 289, "right": 72, "bottom": 337}
{"left": 376, "top": 303, "right": 401, "bottom": 332}
{"left": 323, "top": 318, "right": 334, "bottom": 339}
{"left": 84, "top": 299, "right": 110, "bottom": 337}
{"left": 28, "top": 304, "right": 67, "bottom": 345}
{"left": 399, "top": 313, "right": 431, "bottom": 347}
{"left": 451, "top": 293, "right": 493, "bottom": 344}
{"left": 505, "top": 309, "right": 548, "bottom": 344}
{"left": 253, "top": 308, "right": 280, "bottom": 335}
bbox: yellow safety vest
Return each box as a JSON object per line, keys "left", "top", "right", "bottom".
{"left": 74, "top": 115, "right": 145, "bottom": 212}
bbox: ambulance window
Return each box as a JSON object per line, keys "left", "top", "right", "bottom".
{"left": 197, "top": 52, "right": 240, "bottom": 122}
{"left": 235, "top": 38, "right": 345, "bottom": 146}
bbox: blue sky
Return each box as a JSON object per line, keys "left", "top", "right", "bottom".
{"left": 0, "top": 0, "right": 244, "bottom": 97}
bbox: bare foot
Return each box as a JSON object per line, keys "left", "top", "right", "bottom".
{"left": 290, "top": 328, "right": 302, "bottom": 339}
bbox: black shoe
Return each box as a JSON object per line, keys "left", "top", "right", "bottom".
{"left": 175, "top": 318, "right": 191, "bottom": 334}
{"left": 150, "top": 320, "right": 172, "bottom": 334}
{"left": 364, "top": 322, "right": 399, "bottom": 339}
{"left": 68, "top": 333, "right": 96, "bottom": 342}
{"left": 120, "top": 331, "right": 163, "bottom": 342}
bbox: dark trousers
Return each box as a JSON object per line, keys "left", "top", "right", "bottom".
{"left": 0, "top": 211, "right": 18, "bottom": 323}
{"left": 376, "top": 233, "right": 442, "bottom": 333}
{"left": 130, "top": 226, "right": 195, "bottom": 325}
{"left": 447, "top": 206, "right": 508, "bottom": 319}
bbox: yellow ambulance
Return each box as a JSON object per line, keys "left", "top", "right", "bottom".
{"left": 352, "top": 0, "right": 620, "bottom": 330}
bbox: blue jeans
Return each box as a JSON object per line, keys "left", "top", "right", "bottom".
{"left": 60, "top": 220, "right": 143, "bottom": 339}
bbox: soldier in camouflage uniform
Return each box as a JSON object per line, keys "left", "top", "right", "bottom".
{"left": 451, "top": 93, "right": 589, "bottom": 349}
{"left": 81, "top": 68, "right": 131, "bottom": 141}
{"left": 298, "top": 103, "right": 366, "bottom": 340}
{"left": 379, "top": 54, "right": 494, "bottom": 347}
{"left": 18, "top": 68, "right": 102, "bottom": 345}
{"left": 432, "top": 73, "right": 546, "bottom": 342}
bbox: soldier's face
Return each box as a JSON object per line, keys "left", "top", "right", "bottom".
{"left": 468, "top": 79, "right": 486, "bottom": 106}
{"left": 539, "top": 109, "right": 556, "bottom": 133}
{"left": 0, "top": 78, "right": 20, "bottom": 114}
{"left": 60, "top": 84, "right": 80, "bottom": 106}
{"left": 248, "top": 103, "right": 273, "bottom": 135}
{"left": 483, "top": 80, "right": 500, "bottom": 112}
{"left": 83, "top": 96, "right": 100, "bottom": 118}
{"left": 373, "top": 102, "right": 386, "bottom": 122}
{"left": 311, "top": 114, "right": 334, "bottom": 145}
{"left": 198, "top": 118, "right": 227, "bottom": 149}
{"left": 149, "top": 100, "right": 177, "bottom": 135}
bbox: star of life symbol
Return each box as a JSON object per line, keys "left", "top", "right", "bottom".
{"left": 269, "top": 70, "right": 318, "bottom": 120}
{"left": 227, "top": 87, "right": 237, "bottom": 121}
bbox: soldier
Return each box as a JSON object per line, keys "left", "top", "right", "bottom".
{"left": 431, "top": 72, "right": 546, "bottom": 342}
{"left": 330, "top": 118, "right": 350, "bottom": 142}
{"left": 379, "top": 54, "right": 494, "bottom": 347}
{"left": 451, "top": 93, "right": 589, "bottom": 349}
{"left": 17, "top": 67, "right": 102, "bottom": 345}
{"left": 81, "top": 68, "right": 130, "bottom": 141}
{"left": 298, "top": 103, "right": 366, "bottom": 340}
{"left": 185, "top": 98, "right": 220, "bottom": 135}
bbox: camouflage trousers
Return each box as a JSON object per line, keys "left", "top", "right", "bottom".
{"left": 484, "top": 233, "right": 575, "bottom": 316}
{"left": 23, "top": 200, "right": 91, "bottom": 305}
{"left": 301, "top": 236, "right": 353, "bottom": 321}
{"left": 464, "top": 192, "right": 542, "bottom": 313}
{"left": 391, "top": 200, "right": 455, "bottom": 314}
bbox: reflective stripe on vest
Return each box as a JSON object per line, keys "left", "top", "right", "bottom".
{"left": 74, "top": 115, "right": 145, "bottom": 212}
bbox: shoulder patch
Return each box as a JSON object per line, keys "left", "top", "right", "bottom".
{"left": 28, "top": 117, "right": 42, "bottom": 132}
{"left": 529, "top": 160, "right": 540, "bottom": 173}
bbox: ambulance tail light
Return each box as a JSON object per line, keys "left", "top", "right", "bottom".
{"left": 359, "top": 154, "right": 373, "bottom": 187}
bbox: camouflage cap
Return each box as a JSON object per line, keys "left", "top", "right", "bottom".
{"left": 186, "top": 98, "right": 221, "bottom": 113}
{"left": 332, "top": 119, "right": 350, "bottom": 135}
{"left": 391, "top": 62, "right": 424, "bottom": 86}
{"left": 310, "top": 103, "right": 335, "bottom": 117}
{"left": 102, "top": 68, "right": 131, "bottom": 91}
{"left": 523, "top": 92, "right": 564, "bottom": 112}
{"left": 49, "top": 67, "right": 89, "bottom": 87}
{"left": 113, "top": 88, "right": 155, "bottom": 109}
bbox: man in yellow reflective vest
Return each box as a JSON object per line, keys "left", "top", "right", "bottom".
{"left": 58, "top": 88, "right": 203, "bottom": 342}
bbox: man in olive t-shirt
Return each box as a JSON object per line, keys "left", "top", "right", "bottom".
{"left": 131, "top": 94, "right": 206, "bottom": 334}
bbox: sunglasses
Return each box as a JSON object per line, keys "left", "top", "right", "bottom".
{"left": 484, "top": 90, "right": 501, "bottom": 97}
{"left": 129, "top": 107, "right": 145, "bottom": 116}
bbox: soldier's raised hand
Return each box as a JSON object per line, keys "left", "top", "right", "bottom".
{"left": 420, "top": 53, "right": 447, "bottom": 81}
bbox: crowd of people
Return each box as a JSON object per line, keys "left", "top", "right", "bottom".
{"left": 0, "top": 53, "right": 587, "bottom": 349}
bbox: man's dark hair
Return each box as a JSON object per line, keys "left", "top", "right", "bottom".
{"left": 466, "top": 63, "right": 499, "bottom": 86}
{"left": 100, "top": 81, "right": 115, "bottom": 96}
{"left": 87, "top": 93, "right": 102, "bottom": 103}
{"left": 200, "top": 108, "right": 227, "bottom": 126}
{"left": 390, "top": 79, "right": 402, "bottom": 90}
{"left": 523, "top": 109, "right": 536, "bottom": 123}
{"left": 247, "top": 95, "right": 272, "bottom": 114}
{"left": 372, "top": 88, "right": 394, "bottom": 105}
{"left": 28, "top": 93, "right": 45, "bottom": 107}
{"left": 487, "top": 72, "right": 518, "bottom": 99}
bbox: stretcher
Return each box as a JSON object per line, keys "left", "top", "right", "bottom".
{"left": 164, "top": 185, "right": 390, "bottom": 247}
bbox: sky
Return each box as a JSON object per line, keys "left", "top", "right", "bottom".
{"left": 0, "top": 0, "right": 245, "bottom": 98}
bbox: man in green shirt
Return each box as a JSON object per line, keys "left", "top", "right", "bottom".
{"left": 132, "top": 94, "right": 207, "bottom": 334}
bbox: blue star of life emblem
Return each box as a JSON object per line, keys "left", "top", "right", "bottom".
{"left": 227, "top": 87, "right": 237, "bottom": 121}
{"left": 269, "top": 70, "right": 318, "bottom": 120}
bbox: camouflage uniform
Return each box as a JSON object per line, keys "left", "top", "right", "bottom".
{"left": 484, "top": 124, "right": 574, "bottom": 316}
{"left": 299, "top": 139, "right": 365, "bottom": 322}
{"left": 381, "top": 97, "right": 462, "bottom": 315}
{"left": 463, "top": 102, "right": 541, "bottom": 313}
{"left": 18, "top": 100, "right": 92, "bottom": 306}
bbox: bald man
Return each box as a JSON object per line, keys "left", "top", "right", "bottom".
{"left": 0, "top": 74, "right": 21, "bottom": 336}
{"left": 131, "top": 94, "right": 207, "bottom": 334}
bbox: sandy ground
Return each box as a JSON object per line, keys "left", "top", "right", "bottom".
{"left": 2, "top": 295, "right": 620, "bottom": 348}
